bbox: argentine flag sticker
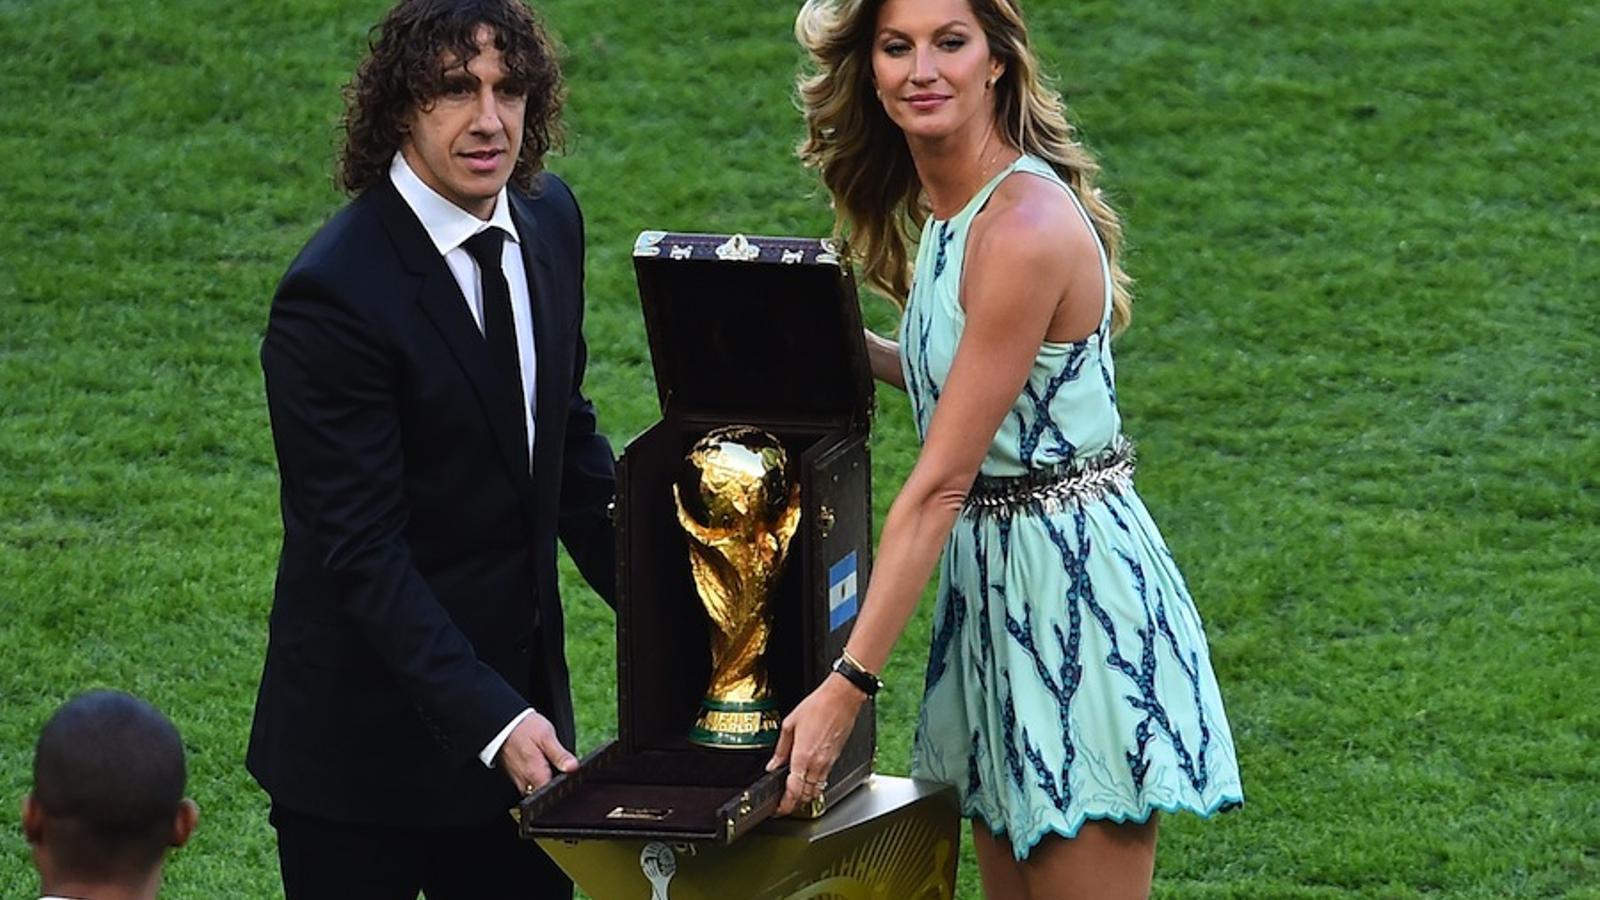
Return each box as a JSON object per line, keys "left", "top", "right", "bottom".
{"left": 828, "top": 551, "right": 859, "bottom": 631}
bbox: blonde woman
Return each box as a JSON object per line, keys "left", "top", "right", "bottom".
{"left": 766, "top": 0, "right": 1244, "bottom": 895}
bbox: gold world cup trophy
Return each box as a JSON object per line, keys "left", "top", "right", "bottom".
{"left": 673, "top": 425, "right": 802, "bottom": 748}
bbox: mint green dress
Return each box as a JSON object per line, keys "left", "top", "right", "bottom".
{"left": 903, "top": 155, "right": 1243, "bottom": 859}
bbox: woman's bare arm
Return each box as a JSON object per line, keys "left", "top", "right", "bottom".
{"left": 865, "top": 328, "right": 906, "bottom": 391}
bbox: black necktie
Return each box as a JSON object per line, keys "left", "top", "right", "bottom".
{"left": 462, "top": 229, "right": 528, "bottom": 463}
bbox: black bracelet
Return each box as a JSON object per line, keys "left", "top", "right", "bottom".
{"left": 831, "top": 652, "right": 882, "bottom": 698}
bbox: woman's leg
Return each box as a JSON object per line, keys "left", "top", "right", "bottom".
{"left": 972, "top": 818, "right": 1030, "bottom": 900}
{"left": 1018, "top": 815, "right": 1159, "bottom": 900}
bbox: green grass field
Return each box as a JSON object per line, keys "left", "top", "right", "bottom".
{"left": 2, "top": 0, "right": 1597, "bottom": 896}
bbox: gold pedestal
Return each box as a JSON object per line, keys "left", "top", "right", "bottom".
{"left": 535, "top": 776, "right": 959, "bottom": 900}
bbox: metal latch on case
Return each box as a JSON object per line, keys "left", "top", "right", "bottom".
{"left": 817, "top": 505, "right": 836, "bottom": 538}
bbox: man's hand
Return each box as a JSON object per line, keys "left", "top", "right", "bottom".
{"left": 496, "top": 711, "right": 578, "bottom": 795}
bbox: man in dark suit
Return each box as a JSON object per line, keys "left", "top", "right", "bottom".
{"left": 246, "top": 1, "right": 615, "bottom": 896}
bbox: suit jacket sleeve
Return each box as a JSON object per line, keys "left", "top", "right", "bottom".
{"left": 261, "top": 271, "right": 528, "bottom": 758}
{"left": 552, "top": 185, "right": 618, "bottom": 606}
{"left": 557, "top": 328, "right": 617, "bottom": 605}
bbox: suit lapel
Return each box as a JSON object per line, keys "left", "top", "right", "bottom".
{"left": 374, "top": 181, "right": 531, "bottom": 485}
{"left": 510, "top": 190, "right": 567, "bottom": 492}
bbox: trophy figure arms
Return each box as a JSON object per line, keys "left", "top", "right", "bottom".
{"left": 673, "top": 484, "right": 744, "bottom": 627}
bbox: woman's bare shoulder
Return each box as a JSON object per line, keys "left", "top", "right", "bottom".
{"left": 973, "top": 169, "right": 1098, "bottom": 266}
{"left": 964, "top": 169, "right": 1105, "bottom": 340}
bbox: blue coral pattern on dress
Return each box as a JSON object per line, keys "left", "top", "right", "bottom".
{"left": 967, "top": 730, "right": 984, "bottom": 797}
{"left": 1149, "top": 563, "right": 1215, "bottom": 791}
{"left": 902, "top": 302, "right": 929, "bottom": 430}
{"left": 1105, "top": 547, "right": 1207, "bottom": 793}
{"left": 915, "top": 306, "right": 941, "bottom": 407}
{"left": 1095, "top": 315, "right": 1118, "bottom": 407}
{"left": 1020, "top": 722, "right": 1068, "bottom": 812}
{"left": 998, "top": 672, "right": 1026, "bottom": 789}
{"left": 932, "top": 220, "right": 955, "bottom": 281}
{"left": 903, "top": 294, "right": 942, "bottom": 437}
{"left": 972, "top": 522, "right": 996, "bottom": 691}
{"left": 1003, "top": 598, "right": 1079, "bottom": 814}
{"left": 902, "top": 155, "right": 1242, "bottom": 860}
{"left": 923, "top": 583, "right": 965, "bottom": 696}
{"left": 1103, "top": 490, "right": 1133, "bottom": 534}
{"left": 1014, "top": 341, "right": 1088, "bottom": 467}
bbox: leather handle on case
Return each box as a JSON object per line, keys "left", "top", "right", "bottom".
{"left": 516, "top": 741, "right": 619, "bottom": 838}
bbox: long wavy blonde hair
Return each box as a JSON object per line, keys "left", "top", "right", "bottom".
{"left": 795, "top": 0, "right": 1132, "bottom": 335}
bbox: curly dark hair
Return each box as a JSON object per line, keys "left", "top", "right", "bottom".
{"left": 338, "top": 0, "right": 565, "bottom": 196}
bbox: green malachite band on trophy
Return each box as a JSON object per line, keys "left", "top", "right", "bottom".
{"left": 689, "top": 727, "right": 776, "bottom": 747}
{"left": 690, "top": 696, "right": 781, "bottom": 748}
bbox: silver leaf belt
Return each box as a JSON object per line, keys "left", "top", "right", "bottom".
{"left": 964, "top": 437, "right": 1136, "bottom": 521}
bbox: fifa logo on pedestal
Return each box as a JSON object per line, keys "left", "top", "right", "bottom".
{"left": 641, "top": 841, "right": 677, "bottom": 899}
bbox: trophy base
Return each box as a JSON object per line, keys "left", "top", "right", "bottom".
{"left": 690, "top": 697, "right": 781, "bottom": 749}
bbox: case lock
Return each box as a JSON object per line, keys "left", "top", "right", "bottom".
{"left": 817, "top": 505, "right": 836, "bottom": 538}
{"left": 737, "top": 791, "right": 752, "bottom": 817}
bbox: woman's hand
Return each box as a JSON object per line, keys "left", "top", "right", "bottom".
{"left": 767, "top": 673, "right": 867, "bottom": 815}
